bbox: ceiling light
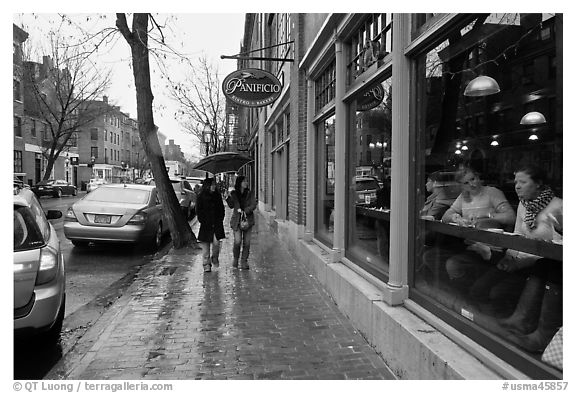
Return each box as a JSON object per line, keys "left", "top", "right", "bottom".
{"left": 490, "top": 140, "right": 499, "bottom": 147}
{"left": 529, "top": 133, "right": 539, "bottom": 141}
{"left": 520, "top": 111, "right": 547, "bottom": 125}
{"left": 464, "top": 76, "right": 501, "bottom": 97}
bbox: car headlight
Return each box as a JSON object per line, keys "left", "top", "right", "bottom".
{"left": 36, "top": 245, "right": 60, "bottom": 285}
{"left": 65, "top": 207, "right": 77, "bottom": 222}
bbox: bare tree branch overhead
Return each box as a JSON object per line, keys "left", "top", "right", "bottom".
{"left": 162, "top": 54, "right": 228, "bottom": 154}
{"left": 20, "top": 29, "right": 113, "bottom": 181}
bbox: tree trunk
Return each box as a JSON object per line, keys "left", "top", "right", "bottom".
{"left": 42, "top": 158, "right": 55, "bottom": 181}
{"left": 119, "top": 14, "right": 196, "bottom": 248}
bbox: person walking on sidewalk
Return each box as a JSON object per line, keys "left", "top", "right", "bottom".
{"left": 196, "top": 177, "right": 225, "bottom": 273}
{"left": 225, "top": 175, "right": 257, "bottom": 269}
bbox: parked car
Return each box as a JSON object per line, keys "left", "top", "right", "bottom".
{"left": 31, "top": 179, "right": 77, "bottom": 198}
{"left": 64, "top": 184, "right": 168, "bottom": 250}
{"left": 149, "top": 178, "right": 196, "bottom": 221}
{"left": 86, "top": 178, "right": 107, "bottom": 193}
{"left": 14, "top": 186, "right": 65, "bottom": 344}
{"left": 171, "top": 177, "right": 196, "bottom": 220}
{"left": 355, "top": 176, "right": 380, "bottom": 205}
{"left": 14, "top": 176, "right": 30, "bottom": 189}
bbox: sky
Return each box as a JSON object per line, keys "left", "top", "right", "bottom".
{"left": 12, "top": 13, "right": 246, "bottom": 162}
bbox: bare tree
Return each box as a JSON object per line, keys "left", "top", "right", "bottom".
{"left": 21, "top": 32, "right": 113, "bottom": 181}
{"left": 116, "top": 13, "right": 196, "bottom": 248}
{"left": 164, "top": 55, "right": 228, "bottom": 155}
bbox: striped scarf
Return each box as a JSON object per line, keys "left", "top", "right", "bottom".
{"left": 521, "top": 186, "right": 555, "bottom": 229}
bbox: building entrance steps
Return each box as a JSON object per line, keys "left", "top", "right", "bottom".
{"left": 46, "top": 205, "right": 395, "bottom": 380}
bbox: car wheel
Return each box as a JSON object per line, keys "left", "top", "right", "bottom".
{"left": 153, "top": 222, "right": 163, "bottom": 249}
{"left": 71, "top": 240, "right": 89, "bottom": 247}
{"left": 54, "top": 189, "right": 62, "bottom": 198}
{"left": 43, "top": 295, "right": 65, "bottom": 345}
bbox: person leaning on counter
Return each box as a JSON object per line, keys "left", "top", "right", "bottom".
{"left": 439, "top": 167, "right": 515, "bottom": 291}
{"left": 440, "top": 166, "right": 515, "bottom": 229}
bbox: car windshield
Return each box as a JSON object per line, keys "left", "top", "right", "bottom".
{"left": 356, "top": 180, "right": 379, "bottom": 191}
{"left": 37, "top": 180, "right": 54, "bottom": 185}
{"left": 14, "top": 205, "right": 45, "bottom": 251}
{"left": 84, "top": 187, "right": 150, "bottom": 204}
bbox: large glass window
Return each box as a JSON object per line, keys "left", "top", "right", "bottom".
{"left": 315, "top": 61, "right": 336, "bottom": 112}
{"left": 347, "top": 14, "right": 393, "bottom": 83}
{"left": 14, "top": 150, "right": 23, "bottom": 173}
{"left": 346, "top": 78, "right": 392, "bottom": 277}
{"left": 14, "top": 116, "right": 22, "bottom": 137}
{"left": 412, "top": 14, "right": 562, "bottom": 378}
{"left": 315, "top": 114, "right": 336, "bottom": 247}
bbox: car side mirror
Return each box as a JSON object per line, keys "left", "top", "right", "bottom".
{"left": 46, "top": 210, "right": 63, "bottom": 220}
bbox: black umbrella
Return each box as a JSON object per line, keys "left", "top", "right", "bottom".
{"left": 192, "top": 152, "right": 253, "bottom": 175}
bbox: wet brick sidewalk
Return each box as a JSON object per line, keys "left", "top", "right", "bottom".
{"left": 46, "top": 209, "right": 394, "bottom": 380}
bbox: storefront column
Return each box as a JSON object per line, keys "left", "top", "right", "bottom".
{"left": 304, "top": 77, "right": 315, "bottom": 241}
{"left": 333, "top": 40, "right": 347, "bottom": 257}
{"left": 386, "top": 13, "right": 410, "bottom": 305}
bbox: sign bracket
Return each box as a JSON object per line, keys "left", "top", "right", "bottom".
{"left": 221, "top": 40, "right": 294, "bottom": 62}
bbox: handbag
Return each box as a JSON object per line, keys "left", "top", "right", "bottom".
{"left": 239, "top": 211, "right": 251, "bottom": 231}
{"left": 541, "top": 327, "right": 563, "bottom": 370}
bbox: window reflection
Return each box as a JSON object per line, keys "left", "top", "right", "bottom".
{"left": 315, "top": 115, "right": 335, "bottom": 246}
{"left": 347, "top": 78, "right": 392, "bottom": 275}
{"left": 414, "top": 13, "right": 562, "bottom": 367}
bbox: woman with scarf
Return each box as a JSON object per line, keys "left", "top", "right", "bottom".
{"left": 495, "top": 166, "right": 563, "bottom": 352}
{"left": 225, "top": 175, "right": 257, "bottom": 269}
{"left": 196, "top": 177, "right": 225, "bottom": 273}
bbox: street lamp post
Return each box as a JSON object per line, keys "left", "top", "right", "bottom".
{"left": 90, "top": 156, "right": 96, "bottom": 178}
{"left": 202, "top": 123, "right": 213, "bottom": 157}
{"left": 65, "top": 157, "right": 70, "bottom": 182}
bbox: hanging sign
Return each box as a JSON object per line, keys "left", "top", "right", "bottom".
{"left": 222, "top": 68, "right": 282, "bottom": 107}
{"left": 357, "top": 84, "right": 385, "bottom": 111}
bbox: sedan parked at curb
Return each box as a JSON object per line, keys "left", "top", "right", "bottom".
{"left": 86, "top": 178, "right": 107, "bottom": 193}
{"left": 14, "top": 186, "right": 65, "bottom": 345}
{"left": 31, "top": 179, "right": 77, "bottom": 198}
{"left": 355, "top": 176, "right": 380, "bottom": 205}
{"left": 63, "top": 184, "right": 168, "bottom": 250}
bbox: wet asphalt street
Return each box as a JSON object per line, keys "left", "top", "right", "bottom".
{"left": 14, "top": 193, "right": 172, "bottom": 380}
{"left": 44, "top": 209, "right": 395, "bottom": 380}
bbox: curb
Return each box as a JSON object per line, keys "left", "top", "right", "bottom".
{"left": 45, "top": 225, "right": 201, "bottom": 380}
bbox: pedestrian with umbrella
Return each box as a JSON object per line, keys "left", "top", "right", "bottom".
{"left": 225, "top": 175, "right": 257, "bottom": 269}
{"left": 196, "top": 177, "right": 225, "bottom": 273}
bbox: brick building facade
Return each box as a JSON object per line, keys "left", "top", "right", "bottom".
{"left": 234, "top": 13, "right": 563, "bottom": 379}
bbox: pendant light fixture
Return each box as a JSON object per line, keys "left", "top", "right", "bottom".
{"left": 520, "top": 111, "right": 547, "bottom": 125}
{"left": 464, "top": 75, "right": 501, "bottom": 97}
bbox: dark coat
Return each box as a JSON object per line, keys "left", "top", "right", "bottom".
{"left": 196, "top": 189, "right": 225, "bottom": 242}
{"left": 226, "top": 188, "right": 257, "bottom": 230}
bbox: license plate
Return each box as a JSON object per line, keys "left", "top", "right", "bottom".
{"left": 94, "top": 215, "right": 111, "bottom": 224}
{"left": 39, "top": 187, "right": 44, "bottom": 190}
{"left": 365, "top": 195, "right": 371, "bottom": 203}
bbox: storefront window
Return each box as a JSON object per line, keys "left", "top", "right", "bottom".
{"left": 347, "top": 14, "right": 393, "bottom": 84}
{"left": 413, "top": 14, "right": 562, "bottom": 378}
{"left": 315, "top": 115, "right": 336, "bottom": 247}
{"left": 346, "top": 78, "right": 392, "bottom": 277}
{"left": 315, "top": 61, "right": 336, "bottom": 112}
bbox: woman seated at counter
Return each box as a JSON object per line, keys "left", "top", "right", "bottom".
{"left": 440, "top": 166, "right": 516, "bottom": 290}
{"left": 492, "top": 166, "right": 563, "bottom": 353}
